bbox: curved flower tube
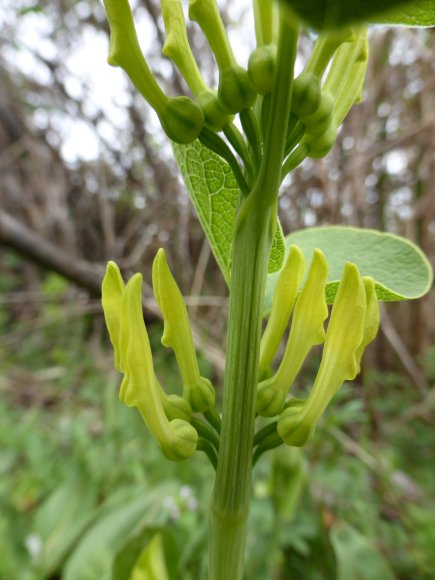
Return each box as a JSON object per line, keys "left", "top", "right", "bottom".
{"left": 101, "top": 261, "right": 125, "bottom": 373}
{"left": 259, "top": 244, "right": 306, "bottom": 376}
{"left": 101, "top": 263, "right": 192, "bottom": 424}
{"left": 189, "top": 0, "right": 256, "bottom": 114}
{"left": 119, "top": 274, "right": 197, "bottom": 461}
{"left": 161, "top": 0, "right": 232, "bottom": 131}
{"left": 277, "top": 261, "right": 376, "bottom": 446}
{"left": 103, "top": 0, "right": 204, "bottom": 143}
{"left": 257, "top": 248, "right": 329, "bottom": 417}
{"left": 152, "top": 249, "right": 215, "bottom": 413}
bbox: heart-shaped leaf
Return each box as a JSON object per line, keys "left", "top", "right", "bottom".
{"left": 172, "top": 140, "right": 285, "bottom": 282}
{"left": 280, "top": 0, "right": 435, "bottom": 29}
{"left": 264, "top": 226, "right": 433, "bottom": 311}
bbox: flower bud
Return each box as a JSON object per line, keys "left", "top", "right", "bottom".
{"left": 306, "top": 123, "right": 337, "bottom": 159}
{"left": 196, "top": 89, "right": 233, "bottom": 131}
{"left": 160, "top": 96, "right": 204, "bottom": 144}
{"left": 218, "top": 65, "right": 257, "bottom": 115}
{"left": 291, "top": 72, "right": 322, "bottom": 118}
{"left": 248, "top": 45, "right": 277, "bottom": 95}
{"left": 303, "top": 92, "right": 335, "bottom": 136}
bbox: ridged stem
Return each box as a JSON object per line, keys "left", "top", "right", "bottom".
{"left": 208, "top": 10, "right": 299, "bottom": 579}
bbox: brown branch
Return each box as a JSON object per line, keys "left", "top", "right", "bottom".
{"left": 379, "top": 303, "right": 429, "bottom": 395}
{"left": 0, "top": 209, "right": 104, "bottom": 295}
{"left": 0, "top": 209, "right": 225, "bottom": 372}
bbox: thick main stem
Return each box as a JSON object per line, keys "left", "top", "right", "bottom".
{"left": 208, "top": 10, "right": 299, "bottom": 579}
{"left": 209, "top": 202, "right": 275, "bottom": 580}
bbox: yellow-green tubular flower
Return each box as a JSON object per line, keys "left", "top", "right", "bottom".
{"left": 189, "top": 0, "right": 256, "bottom": 114}
{"left": 259, "top": 245, "right": 306, "bottom": 376}
{"left": 102, "top": 263, "right": 192, "bottom": 422}
{"left": 355, "top": 277, "right": 380, "bottom": 375}
{"left": 291, "top": 29, "right": 356, "bottom": 140}
{"left": 161, "top": 0, "right": 206, "bottom": 96}
{"left": 119, "top": 273, "right": 197, "bottom": 461}
{"left": 305, "top": 28, "right": 356, "bottom": 80}
{"left": 323, "top": 28, "right": 367, "bottom": 98}
{"left": 152, "top": 249, "right": 215, "bottom": 413}
{"left": 160, "top": 0, "right": 232, "bottom": 131}
{"left": 257, "top": 249, "right": 328, "bottom": 417}
{"left": 332, "top": 36, "right": 368, "bottom": 128}
{"left": 300, "top": 28, "right": 368, "bottom": 159}
{"left": 103, "top": 0, "right": 203, "bottom": 143}
{"left": 253, "top": 0, "right": 276, "bottom": 47}
{"left": 102, "top": 261, "right": 125, "bottom": 372}
{"left": 277, "top": 262, "right": 366, "bottom": 447}
{"left": 321, "top": 27, "right": 368, "bottom": 130}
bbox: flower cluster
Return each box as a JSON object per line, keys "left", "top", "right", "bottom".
{"left": 102, "top": 250, "right": 215, "bottom": 462}
{"left": 103, "top": 0, "right": 368, "bottom": 185}
{"left": 102, "top": 245, "right": 379, "bottom": 465}
{"left": 253, "top": 246, "right": 379, "bottom": 462}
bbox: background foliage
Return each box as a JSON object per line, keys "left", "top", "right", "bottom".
{"left": 0, "top": 0, "right": 434, "bottom": 578}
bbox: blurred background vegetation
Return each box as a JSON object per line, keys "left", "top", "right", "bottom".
{"left": 0, "top": 0, "right": 434, "bottom": 578}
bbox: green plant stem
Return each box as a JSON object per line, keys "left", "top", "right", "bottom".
{"left": 199, "top": 128, "right": 249, "bottom": 196}
{"left": 253, "top": 433, "right": 283, "bottom": 466}
{"left": 191, "top": 417, "right": 220, "bottom": 451}
{"left": 208, "top": 200, "right": 274, "bottom": 580}
{"left": 239, "top": 108, "right": 262, "bottom": 167}
{"left": 204, "top": 408, "right": 222, "bottom": 433}
{"left": 223, "top": 122, "right": 255, "bottom": 183}
{"left": 253, "top": 420, "right": 278, "bottom": 446}
{"left": 281, "top": 144, "right": 308, "bottom": 181}
{"left": 197, "top": 438, "right": 218, "bottom": 470}
{"left": 208, "top": 11, "right": 298, "bottom": 580}
{"left": 285, "top": 119, "right": 304, "bottom": 156}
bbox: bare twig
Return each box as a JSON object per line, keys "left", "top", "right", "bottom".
{"left": 379, "top": 303, "right": 429, "bottom": 395}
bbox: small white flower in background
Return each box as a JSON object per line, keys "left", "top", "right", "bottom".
{"left": 25, "top": 534, "right": 42, "bottom": 561}
{"left": 163, "top": 495, "right": 181, "bottom": 520}
{"left": 179, "top": 485, "right": 192, "bottom": 500}
{"left": 187, "top": 496, "right": 199, "bottom": 511}
{"left": 180, "top": 484, "right": 198, "bottom": 511}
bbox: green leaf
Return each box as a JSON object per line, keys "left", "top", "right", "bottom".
{"left": 0, "top": 504, "right": 31, "bottom": 578}
{"left": 172, "top": 140, "right": 285, "bottom": 282}
{"left": 330, "top": 522, "right": 395, "bottom": 580}
{"left": 33, "top": 473, "right": 98, "bottom": 576}
{"left": 374, "top": 1, "right": 435, "bottom": 27}
{"left": 63, "top": 484, "right": 177, "bottom": 580}
{"left": 265, "top": 226, "right": 433, "bottom": 311}
{"left": 129, "top": 534, "right": 170, "bottom": 580}
{"left": 280, "top": 0, "right": 435, "bottom": 29}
